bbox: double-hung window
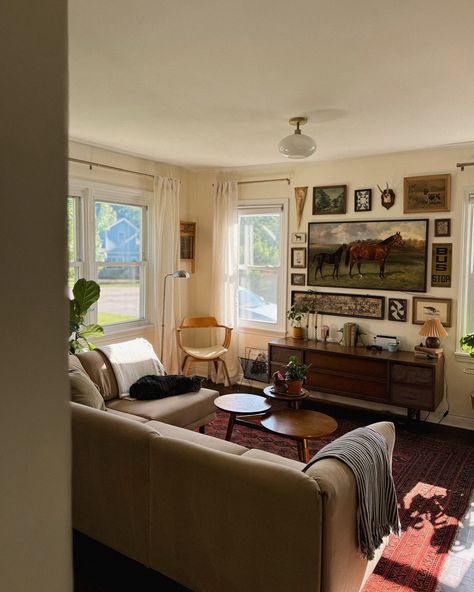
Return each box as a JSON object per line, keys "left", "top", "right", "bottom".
{"left": 68, "top": 181, "right": 152, "bottom": 330}
{"left": 238, "top": 201, "right": 287, "bottom": 331}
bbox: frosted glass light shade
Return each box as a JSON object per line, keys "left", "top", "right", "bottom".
{"left": 279, "top": 131, "right": 316, "bottom": 159}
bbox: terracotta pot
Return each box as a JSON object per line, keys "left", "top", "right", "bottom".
{"left": 286, "top": 379, "right": 303, "bottom": 395}
{"left": 291, "top": 326, "right": 304, "bottom": 339}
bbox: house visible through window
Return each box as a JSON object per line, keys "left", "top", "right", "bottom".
{"left": 238, "top": 202, "right": 287, "bottom": 331}
{"left": 68, "top": 181, "right": 152, "bottom": 329}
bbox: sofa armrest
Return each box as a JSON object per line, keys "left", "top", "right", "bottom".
{"left": 304, "top": 421, "right": 395, "bottom": 592}
{"left": 148, "top": 436, "right": 323, "bottom": 592}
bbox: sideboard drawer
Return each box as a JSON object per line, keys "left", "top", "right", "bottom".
{"left": 391, "top": 364, "right": 432, "bottom": 386}
{"left": 305, "top": 351, "right": 386, "bottom": 378}
{"left": 270, "top": 346, "right": 303, "bottom": 364}
{"left": 391, "top": 384, "right": 433, "bottom": 409}
{"left": 308, "top": 370, "right": 388, "bottom": 400}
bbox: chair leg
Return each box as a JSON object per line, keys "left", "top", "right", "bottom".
{"left": 183, "top": 357, "right": 192, "bottom": 376}
{"left": 199, "top": 425, "right": 205, "bottom": 434}
{"left": 220, "top": 358, "right": 232, "bottom": 387}
{"left": 181, "top": 355, "right": 189, "bottom": 373}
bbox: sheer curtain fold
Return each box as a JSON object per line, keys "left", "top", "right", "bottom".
{"left": 155, "top": 176, "right": 182, "bottom": 373}
{"left": 211, "top": 181, "right": 243, "bottom": 384}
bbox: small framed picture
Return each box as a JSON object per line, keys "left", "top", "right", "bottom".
{"left": 354, "top": 188, "right": 372, "bottom": 212}
{"left": 404, "top": 174, "right": 451, "bottom": 213}
{"left": 291, "top": 273, "right": 306, "bottom": 286}
{"left": 313, "top": 185, "right": 347, "bottom": 215}
{"left": 412, "top": 297, "right": 452, "bottom": 327}
{"left": 291, "top": 247, "right": 306, "bottom": 268}
{"left": 291, "top": 232, "right": 307, "bottom": 244}
{"left": 434, "top": 218, "right": 451, "bottom": 237}
{"left": 388, "top": 298, "right": 407, "bottom": 322}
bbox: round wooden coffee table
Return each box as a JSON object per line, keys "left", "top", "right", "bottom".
{"left": 263, "top": 385, "right": 308, "bottom": 409}
{"left": 214, "top": 393, "right": 271, "bottom": 441}
{"left": 260, "top": 409, "right": 338, "bottom": 462}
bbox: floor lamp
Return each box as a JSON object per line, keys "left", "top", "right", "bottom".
{"left": 161, "top": 270, "right": 190, "bottom": 362}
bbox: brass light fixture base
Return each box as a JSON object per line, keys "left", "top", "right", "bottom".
{"left": 289, "top": 116, "right": 308, "bottom": 127}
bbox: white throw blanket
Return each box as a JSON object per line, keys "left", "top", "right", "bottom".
{"left": 98, "top": 338, "right": 165, "bottom": 394}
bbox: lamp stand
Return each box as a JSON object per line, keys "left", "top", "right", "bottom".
{"left": 160, "top": 274, "right": 171, "bottom": 362}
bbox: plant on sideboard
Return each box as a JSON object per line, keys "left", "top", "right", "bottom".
{"left": 286, "top": 302, "right": 310, "bottom": 339}
{"left": 283, "top": 355, "right": 311, "bottom": 394}
{"left": 69, "top": 278, "right": 104, "bottom": 354}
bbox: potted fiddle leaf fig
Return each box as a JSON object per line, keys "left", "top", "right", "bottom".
{"left": 283, "top": 355, "right": 311, "bottom": 395}
{"left": 69, "top": 278, "right": 104, "bottom": 354}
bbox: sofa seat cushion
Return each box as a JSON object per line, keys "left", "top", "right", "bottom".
{"left": 241, "top": 449, "right": 305, "bottom": 470}
{"left": 106, "top": 387, "right": 219, "bottom": 428}
{"left": 107, "top": 408, "right": 149, "bottom": 423}
{"left": 147, "top": 420, "right": 248, "bottom": 455}
{"left": 69, "top": 369, "right": 106, "bottom": 411}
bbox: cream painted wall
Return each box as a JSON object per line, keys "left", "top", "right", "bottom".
{"left": 191, "top": 146, "right": 474, "bottom": 429}
{"left": 0, "top": 2, "right": 71, "bottom": 590}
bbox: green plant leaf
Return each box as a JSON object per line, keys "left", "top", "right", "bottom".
{"left": 78, "top": 324, "right": 105, "bottom": 338}
{"left": 73, "top": 278, "right": 101, "bottom": 316}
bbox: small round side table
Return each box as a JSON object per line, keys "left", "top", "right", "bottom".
{"left": 214, "top": 393, "right": 271, "bottom": 441}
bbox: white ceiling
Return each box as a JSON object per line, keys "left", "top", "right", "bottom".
{"left": 69, "top": 0, "right": 474, "bottom": 169}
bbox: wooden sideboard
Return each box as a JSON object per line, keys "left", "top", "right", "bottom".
{"left": 268, "top": 338, "right": 444, "bottom": 417}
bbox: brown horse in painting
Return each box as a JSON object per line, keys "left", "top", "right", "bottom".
{"left": 345, "top": 232, "right": 404, "bottom": 279}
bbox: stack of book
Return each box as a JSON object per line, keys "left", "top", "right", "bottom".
{"left": 414, "top": 345, "right": 443, "bottom": 358}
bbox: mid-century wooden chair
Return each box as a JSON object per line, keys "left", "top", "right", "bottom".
{"left": 176, "top": 316, "right": 233, "bottom": 386}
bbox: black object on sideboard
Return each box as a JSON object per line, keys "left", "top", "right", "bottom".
{"left": 268, "top": 338, "right": 444, "bottom": 420}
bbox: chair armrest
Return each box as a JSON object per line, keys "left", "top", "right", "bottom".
{"left": 216, "top": 325, "right": 233, "bottom": 349}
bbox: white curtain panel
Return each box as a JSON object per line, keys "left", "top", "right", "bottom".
{"left": 211, "top": 181, "right": 243, "bottom": 384}
{"left": 155, "top": 176, "right": 182, "bottom": 373}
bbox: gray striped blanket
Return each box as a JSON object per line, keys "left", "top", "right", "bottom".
{"left": 303, "top": 426, "right": 400, "bottom": 560}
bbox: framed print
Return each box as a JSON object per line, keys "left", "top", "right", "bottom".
{"left": 354, "top": 188, "right": 372, "bottom": 212}
{"left": 388, "top": 298, "right": 408, "bottom": 322}
{"left": 404, "top": 174, "right": 451, "bottom": 213}
{"left": 291, "top": 290, "right": 385, "bottom": 320}
{"left": 291, "top": 232, "right": 306, "bottom": 244}
{"left": 431, "top": 243, "right": 452, "bottom": 287}
{"left": 291, "top": 273, "right": 306, "bottom": 286}
{"left": 412, "top": 297, "right": 452, "bottom": 327}
{"left": 291, "top": 247, "right": 306, "bottom": 268}
{"left": 307, "top": 218, "right": 428, "bottom": 292}
{"left": 312, "top": 185, "right": 347, "bottom": 215}
{"left": 434, "top": 218, "right": 451, "bottom": 237}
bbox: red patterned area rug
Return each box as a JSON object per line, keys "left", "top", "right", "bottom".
{"left": 205, "top": 409, "right": 474, "bottom": 592}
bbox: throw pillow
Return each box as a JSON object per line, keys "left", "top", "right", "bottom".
{"left": 129, "top": 374, "right": 203, "bottom": 400}
{"left": 69, "top": 369, "right": 107, "bottom": 411}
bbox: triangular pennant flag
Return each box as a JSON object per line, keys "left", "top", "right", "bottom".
{"left": 294, "top": 186, "right": 308, "bottom": 228}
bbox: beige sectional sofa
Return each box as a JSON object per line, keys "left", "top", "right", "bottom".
{"left": 71, "top": 394, "right": 396, "bottom": 592}
{"left": 70, "top": 348, "right": 219, "bottom": 429}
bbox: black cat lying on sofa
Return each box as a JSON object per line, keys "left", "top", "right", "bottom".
{"left": 129, "top": 374, "right": 203, "bottom": 400}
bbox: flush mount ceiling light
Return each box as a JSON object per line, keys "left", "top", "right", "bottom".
{"left": 278, "top": 116, "right": 316, "bottom": 159}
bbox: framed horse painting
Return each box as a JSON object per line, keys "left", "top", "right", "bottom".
{"left": 307, "top": 219, "right": 429, "bottom": 292}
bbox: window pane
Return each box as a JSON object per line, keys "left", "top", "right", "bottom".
{"left": 239, "top": 270, "right": 278, "bottom": 323}
{"left": 95, "top": 202, "right": 142, "bottom": 263}
{"left": 67, "top": 196, "right": 76, "bottom": 263}
{"left": 239, "top": 213, "right": 280, "bottom": 266}
{"left": 96, "top": 265, "right": 142, "bottom": 325}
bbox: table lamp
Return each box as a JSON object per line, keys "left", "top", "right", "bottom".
{"left": 417, "top": 317, "right": 448, "bottom": 354}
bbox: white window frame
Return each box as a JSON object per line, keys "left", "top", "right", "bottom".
{"left": 237, "top": 199, "right": 288, "bottom": 333}
{"left": 67, "top": 193, "right": 84, "bottom": 283}
{"left": 456, "top": 185, "right": 474, "bottom": 359}
{"left": 68, "top": 180, "right": 154, "bottom": 333}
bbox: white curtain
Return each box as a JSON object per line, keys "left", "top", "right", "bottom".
{"left": 155, "top": 176, "right": 182, "bottom": 373}
{"left": 211, "top": 181, "right": 243, "bottom": 384}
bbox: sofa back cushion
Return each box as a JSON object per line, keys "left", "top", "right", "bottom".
{"left": 76, "top": 350, "right": 119, "bottom": 401}
{"left": 69, "top": 369, "right": 106, "bottom": 411}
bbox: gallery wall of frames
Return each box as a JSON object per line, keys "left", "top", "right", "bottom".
{"left": 289, "top": 175, "right": 453, "bottom": 329}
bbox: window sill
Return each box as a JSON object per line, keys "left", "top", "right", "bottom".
{"left": 238, "top": 325, "right": 286, "bottom": 337}
{"left": 94, "top": 322, "right": 155, "bottom": 345}
{"left": 454, "top": 350, "right": 474, "bottom": 363}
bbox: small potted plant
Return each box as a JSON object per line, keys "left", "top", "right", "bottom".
{"left": 460, "top": 332, "right": 474, "bottom": 357}
{"left": 286, "top": 302, "right": 310, "bottom": 339}
{"left": 283, "top": 355, "right": 311, "bottom": 395}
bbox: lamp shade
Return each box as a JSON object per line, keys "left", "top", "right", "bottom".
{"left": 170, "top": 270, "right": 190, "bottom": 278}
{"left": 419, "top": 318, "right": 447, "bottom": 349}
{"left": 279, "top": 116, "right": 316, "bottom": 159}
